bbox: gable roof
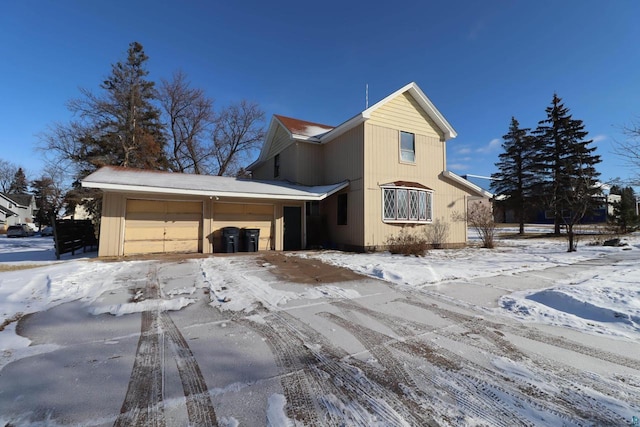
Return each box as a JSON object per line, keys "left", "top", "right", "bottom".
{"left": 82, "top": 166, "right": 349, "bottom": 201}
{"left": 249, "top": 82, "right": 456, "bottom": 170}
{"left": 0, "top": 193, "right": 31, "bottom": 208}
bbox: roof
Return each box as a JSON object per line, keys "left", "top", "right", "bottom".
{"left": 381, "top": 181, "right": 433, "bottom": 191}
{"left": 1, "top": 193, "right": 32, "bottom": 207}
{"left": 82, "top": 166, "right": 349, "bottom": 201}
{"left": 249, "top": 82, "right": 457, "bottom": 170}
{"left": 442, "top": 170, "right": 494, "bottom": 198}
{"left": 274, "top": 115, "right": 334, "bottom": 141}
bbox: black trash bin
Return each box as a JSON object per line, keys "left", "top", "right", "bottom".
{"left": 241, "top": 228, "right": 260, "bottom": 252}
{"left": 221, "top": 227, "right": 240, "bottom": 253}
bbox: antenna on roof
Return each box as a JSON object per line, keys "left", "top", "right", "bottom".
{"left": 365, "top": 84, "right": 369, "bottom": 109}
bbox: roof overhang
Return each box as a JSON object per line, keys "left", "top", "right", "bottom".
{"left": 82, "top": 167, "right": 349, "bottom": 201}
{"left": 442, "top": 170, "right": 493, "bottom": 198}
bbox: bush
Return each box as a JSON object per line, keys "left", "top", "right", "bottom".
{"left": 385, "top": 227, "right": 428, "bottom": 256}
{"left": 424, "top": 218, "right": 449, "bottom": 249}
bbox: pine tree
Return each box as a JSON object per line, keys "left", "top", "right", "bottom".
{"left": 8, "top": 167, "right": 28, "bottom": 193}
{"left": 610, "top": 185, "right": 638, "bottom": 233}
{"left": 491, "top": 117, "right": 536, "bottom": 234}
{"left": 533, "top": 94, "right": 601, "bottom": 251}
{"left": 67, "top": 41, "right": 167, "bottom": 178}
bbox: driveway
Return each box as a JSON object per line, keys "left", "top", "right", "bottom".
{"left": 1, "top": 252, "right": 638, "bottom": 426}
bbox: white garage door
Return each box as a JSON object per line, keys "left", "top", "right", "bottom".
{"left": 124, "top": 199, "right": 202, "bottom": 255}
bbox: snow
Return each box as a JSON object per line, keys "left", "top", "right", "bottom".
{"left": 1, "top": 228, "right": 639, "bottom": 425}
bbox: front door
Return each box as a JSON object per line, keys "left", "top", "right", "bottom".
{"left": 283, "top": 206, "right": 302, "bottom": 250}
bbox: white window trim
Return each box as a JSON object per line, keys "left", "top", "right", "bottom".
{"left": 381, "top": 185, "right": 433, "bottom": 224}
{"left": 399, "top": 131, "right": 416, "bottom": 164}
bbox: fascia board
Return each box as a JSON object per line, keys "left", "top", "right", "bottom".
{"left": 442, "top": 170, "right": 493, "bottom": 198}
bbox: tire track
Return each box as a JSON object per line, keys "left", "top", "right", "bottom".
{"left": 393, "top": 298, "right": 633, "bottom": 424}
{"left": 329, "top": 299, "right": 607, "bottom": 425}
{"left": 318, "top": 311, "right": 440, "bottom": 427}
{"left": 115, "top": 265, "right": 217, "bottom": 427}
{"left": 160, "top": 312, "right": 217, "bottom": 426}
{"left": 240, "top": 309, "right": 426, "bottom": 426}
{"left": 400, "top": 297, "right": 640, "bottom": 370}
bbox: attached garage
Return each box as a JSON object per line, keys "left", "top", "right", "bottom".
{"left": 82, "top": 166, "right": 348, "bottom": 257}
{"left": 124, "top": 199, "right": 203, "bottom": 255}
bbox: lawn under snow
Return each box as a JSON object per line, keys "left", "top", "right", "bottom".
{"left": 1, "top": 227, "right": 639, "bottom": 367}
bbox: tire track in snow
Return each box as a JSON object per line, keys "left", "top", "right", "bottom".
{"left": 330, "top": 298, "right": 600, "bottom": 425}
{"left": 240, "top": 309, "right": 424, "bottom": 426}
{"left": 396, "top": 298, "right": 633, "bottom": 424}
{"left": 115, "top": 265, "right": 217, "bottom": 427}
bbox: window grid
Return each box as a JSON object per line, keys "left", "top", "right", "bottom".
{"left": 382, "top": 187, "right": 432, "bottom": 223}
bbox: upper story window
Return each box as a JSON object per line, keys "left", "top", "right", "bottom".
{"left": 382, "top": 184, "right": 432, "bottom": 223}
{"left": 274, "top": 154, "right": 280, "bottom": 178}
{"left": 400, "top": 131, "right": 415, "bottom": 163}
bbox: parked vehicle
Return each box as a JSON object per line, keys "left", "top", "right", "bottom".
{"left": 6, "top": 224, "right": 34, "bottom": 238}
{"left": 40, "top": 226, "right": 54, "bottom": 236}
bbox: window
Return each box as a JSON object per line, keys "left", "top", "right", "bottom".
{"left": 337, "top": 193, "right": 348, "bottom": 225}
{"left": 382, "top": 186, "right": 432, "bottom": 223}
{"left": 274, "top": 154, "right": 280, "bottom": 178}
{"left": 400, "top": 131, "right": 415, "bottom": 163}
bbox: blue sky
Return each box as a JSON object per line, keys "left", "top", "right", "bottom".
{"left": 1, "top": 1, "right": 639, "bottom": 189}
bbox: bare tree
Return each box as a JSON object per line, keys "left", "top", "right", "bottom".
{"left": 613, "top": 122, "right": 640, "bottom": 185}
{"left": 211, "top": 100, "right": 265, "bottom": 176}
{"left": 0, "top": 159, "right": 19, "bottom": 193}
{"left": 454, "top": 203, "right": 497, "bottom": 249}
{"left": 159, "top": 71, "right": 214, "bottom": 174}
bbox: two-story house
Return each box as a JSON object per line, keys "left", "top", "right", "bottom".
{"left": 0, "top": 193, "right": 37, "bottom": 230}
{"left": 248, "top": 82, "right": 490, "bottom": 251}
{"left": 83, "top": 82, "right": 489, "bottom": 257}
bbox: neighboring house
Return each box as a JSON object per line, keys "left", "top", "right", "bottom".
{"left": 0, "top": 193, "right": 37, "bottom": 230}
{"left": 82, "top": 82, "right": 489, "bottom": 257}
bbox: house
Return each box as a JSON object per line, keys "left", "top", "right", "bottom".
{"left": 82, "top": 82, "right": 489, "bottom": 257}
{"left": 0, "top": 193, "right": 37, "bottom": 230}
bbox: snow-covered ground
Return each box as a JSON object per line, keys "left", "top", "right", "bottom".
{"left": 0, "top": 227, "right": 639, "bottom": 426}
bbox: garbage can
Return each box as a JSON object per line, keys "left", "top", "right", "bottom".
{"left": 221, "top": 227, "right": 240, "bottom": 253}
{"left": 241, "top": 228, "right": 260, "bottom": 252}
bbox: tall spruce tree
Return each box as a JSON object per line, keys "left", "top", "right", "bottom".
{"left": 8, "top": 167, "right": 28, "bottom": 193}
{"left": 491, "top": 117, "right": 536, "bottom": 235}
{"left": 533, "top": 94, "right": 601, "bottom": 251}
{"left": 46, "top": 41, "right": 168, "bottom": 182}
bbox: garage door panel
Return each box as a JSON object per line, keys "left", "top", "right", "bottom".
{"left": 124, "top": 200, "right": 202, "bottom": 255}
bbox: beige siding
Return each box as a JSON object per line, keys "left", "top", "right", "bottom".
{"left": 98, "top": 192, "right": 126, "bottom": 257}
{"left": 295, "top": 142, "right": 324, "bottom": 185}
{"left": 321, "top": 125, "right": 365, "bottom": 248}
{"left": 362, "top": 117, "right": 468, "bottom": 248}
{"left": 252, "top": 125, "right": 293, "bottom": 180}
{"left": 368, "top": 92, "right": 444, "bottom": 140}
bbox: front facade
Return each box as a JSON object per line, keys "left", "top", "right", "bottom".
{"left": 249, "top": 82, "right": 489, "bottom": 251}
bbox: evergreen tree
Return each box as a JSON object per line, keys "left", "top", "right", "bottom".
{"left": 533, "top": 94, "right": 601, "bottom": 251}
{"left": 32, "top": 175, "right": 63, "bottom": 226}
{"left": 47, "top": 41, "right": 167, "bottom": 181}
{"left": 491, "top": 117, "right": 536, "bottom": 234}
{"left": 8, "top": 167, "right": 28, "bottom": 193}
{"left": 609, "top": 185, "right": 638, "bottom": 233}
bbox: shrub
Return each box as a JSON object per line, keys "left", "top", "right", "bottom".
{"left": 424, "top": 218, "right": 449, "bottom": 249}
{"left": 385, "top": 227, "right": 428, "bottom": 256}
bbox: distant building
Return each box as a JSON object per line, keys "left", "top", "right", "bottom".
{"left": 0, "top": 193, "right": 37, "bottom": 230}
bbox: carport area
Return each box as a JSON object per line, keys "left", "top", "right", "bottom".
{"left": 82, "top": 166, "right": 348, "bottom": 257}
